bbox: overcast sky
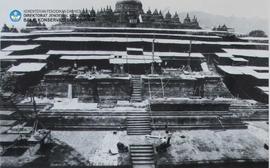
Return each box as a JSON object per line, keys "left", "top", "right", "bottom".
{"left": 0, "top": 0, "right": 269, "bottom": 28}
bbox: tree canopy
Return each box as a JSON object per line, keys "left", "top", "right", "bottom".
{"left": 249, "top": 30, "right": 268, "bottom": 37}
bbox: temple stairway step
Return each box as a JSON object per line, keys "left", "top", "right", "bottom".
{"left": 127, "top": 115, "right": 152, "bottom": 135}
{"left": 130, "top": 144, "right": 155, "bottom": 167}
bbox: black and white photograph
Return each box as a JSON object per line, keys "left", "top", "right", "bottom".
{"left": 0, "top": 0, "right": 269, "bottom": 167}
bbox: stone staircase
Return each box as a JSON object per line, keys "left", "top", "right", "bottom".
{"left": 127, "top": 112, "right": 152, "bottom": 135}
{"left": 130, "top": 144, "right": 155, "bottom": 167}
{"left": 131, "top": 75, "right": 142, "bottom": 102}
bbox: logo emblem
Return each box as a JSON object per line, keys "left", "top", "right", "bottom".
{"left": 10, "top": 10, "right": 22, "bottom": 22}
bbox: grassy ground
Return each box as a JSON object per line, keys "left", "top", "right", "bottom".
{"left": 51, "top": 121, "right": 268, "bottom": 166}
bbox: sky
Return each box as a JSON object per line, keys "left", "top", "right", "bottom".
{"left": 0, "top": 0, "right": 269, "bottom": 28}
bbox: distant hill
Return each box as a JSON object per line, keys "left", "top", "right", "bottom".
{"left": 178, "top": 11, "right": 269, "bottom": 35}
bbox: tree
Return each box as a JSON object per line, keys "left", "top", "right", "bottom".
{"left": 10, "top": 25, "right": 18, "bottom": 33}
{"left": 60, "top": 13, "right": 68, "bottom": 23}
{"left": 1, "top": 24, "right": 10, "bottom": 32}
{"left": 70, "top": 11, "right": 77, "bottom": 23}
{"left": 249, "top": 30, "right": 268, "bottom": 37}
